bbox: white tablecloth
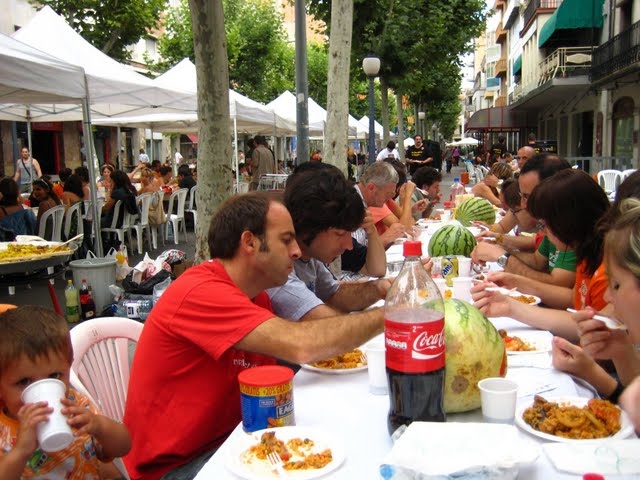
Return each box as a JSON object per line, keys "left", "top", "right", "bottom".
{"left": 195, "top": 315, "right": 602, "bottom": 479}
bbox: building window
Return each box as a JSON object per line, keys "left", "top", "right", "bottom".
{"left": 612, "top": 96, "right": 634, "bottom": 161}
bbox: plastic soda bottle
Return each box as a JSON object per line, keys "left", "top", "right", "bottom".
{"left": 79, "top": 279, "right": 96, "bottom": 320}
{"left": 450, "top": 177, "right": 466, "bottom": 208}
{"left": 65, "top": 280, "right": 80, "bottom": 323}
{"left": 385, "top": 240, "right": 446, "bottom": 436}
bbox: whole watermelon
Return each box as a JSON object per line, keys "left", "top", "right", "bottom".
{"left": 428, "top": 223, "right": 476, "bottom": 257}
{"left": 455, "top": 197, "right": 496, "bottom": 227}
{"left": 442, "top": 298, "right": 506, "bottom": 413}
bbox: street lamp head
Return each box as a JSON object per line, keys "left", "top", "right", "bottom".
{"left": 362, "top": 55, "right": 381, "bottom": 77}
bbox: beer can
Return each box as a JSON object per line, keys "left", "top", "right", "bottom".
{"left": 442, "top": 255, "right": 458, "bottom": 287}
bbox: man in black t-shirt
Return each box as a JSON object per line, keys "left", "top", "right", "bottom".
{"left": 490, "top": 135, "right": 507, "bottom": 158}
{"left": 404, "top": 135, "right": 433, "bottom": 176}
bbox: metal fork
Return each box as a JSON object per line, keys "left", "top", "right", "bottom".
{"left": 267, "top": 451, "right": 289, "bottom": 477}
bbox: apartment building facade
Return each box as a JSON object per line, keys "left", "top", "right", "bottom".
{"left": 466, "top": 0, "right": 639, "bottom": 173}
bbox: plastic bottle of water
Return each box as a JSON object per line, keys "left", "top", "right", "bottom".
{"left": 65, "top": 280, "right": 80, "bottom": 323}
{"left": 449, "top": 177, "right": 465, "bottom": 208}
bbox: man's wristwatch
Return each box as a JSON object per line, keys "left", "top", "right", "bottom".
{"left": 497, "top": 252, "right": 511, "bottom": 268}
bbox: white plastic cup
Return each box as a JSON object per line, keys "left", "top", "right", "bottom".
{"left": 478, "top": 377, "right": 518, "bottom": 424}
{"left": 452, "top": 277, "right": 473, "bottom": 303}
{"left": 365, "top": 341, "right": 388, "bottom": 395}
{"left": 458, "top": 257, "right": 472, "bottom": 277}
{"left": 433, "top": 277, "right": 449, "bottom": 298}
{"left": 386, "top": 261, "right": 404, "bottom": 278}
{"left": 21, "top": 379, "right": 73, "bottom": 452}
{"left": 440, "top": 210, "right": 452, "bottom": 223}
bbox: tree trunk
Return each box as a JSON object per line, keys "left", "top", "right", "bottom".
{"left": 323, "top": 0, "right": 353, "bottom": 176}
{"left": 396, "top": 93, "right": 405, "bottom": 164}
{"left": 189, "top": 0, "right": 232, "bottom": 264}
{"left": 380, "top": 77, "right": 389, "bottom": 145}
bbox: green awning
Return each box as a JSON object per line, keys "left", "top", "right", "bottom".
{"left": 538, "top": 0, "right": 604, "bottom": 48}
{"left": 513, "top": 55, "right": 522, "bottom": 75}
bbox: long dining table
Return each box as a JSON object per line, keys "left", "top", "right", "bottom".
{"left": 195, "top": 221, "right": 635, "bottom": 479}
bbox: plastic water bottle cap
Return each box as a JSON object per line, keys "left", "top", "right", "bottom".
{"left": 453, "top": 177, "right": 460, "bottom": 182}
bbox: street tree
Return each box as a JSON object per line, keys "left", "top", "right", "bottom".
{"left": 324, "top": 0, "right": 353, "bottom": 172}
{"left": 34, "top": 0, "right": 166, "bottom": 62}
{"left": 188, "top": 0, "right": 231, "bottom": 263}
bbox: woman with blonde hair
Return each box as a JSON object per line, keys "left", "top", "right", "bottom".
{"left": 471, "top": 161, "right": 513, "bottom": 206}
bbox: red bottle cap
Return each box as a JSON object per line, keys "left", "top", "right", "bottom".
{"left": 583, "top": 474, "right": 605, "bottom": 480}
{"left": 403, "top": 240, "right": 422, "bottom": 257}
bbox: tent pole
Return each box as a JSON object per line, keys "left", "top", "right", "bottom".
{"left": 234, "top": 117, "right": 239, "bottom": 188}
{"left": 26, "top": 108, "right": 34, "bottom": 192}
{"left": 81, "top": 92, "right": 103, "bottom": 256}
{"left": 117, "top": 126, "right": 122, "bottom": 170}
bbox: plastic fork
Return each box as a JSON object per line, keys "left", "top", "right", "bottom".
{"left": 267, "top": 451, "right": 289, "bottom": 477}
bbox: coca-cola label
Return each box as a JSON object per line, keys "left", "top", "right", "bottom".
{"left": 385, "top": 317, "right": 445, "bottom": 373}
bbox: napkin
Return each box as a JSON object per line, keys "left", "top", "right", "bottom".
{"left": 507, "top": 353, "right": 552, "bottom": 369}
{"left": 381, "top": 422, "right": 539, "bottom": 479}
{"left": 543, "top": 440, "right": 640, "bottom": 475}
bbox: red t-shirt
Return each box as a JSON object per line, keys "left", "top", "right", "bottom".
{"left": 369, "top": 202, "right": 394, "bottom": 236}
{"left": 573, "top": 259, "right": 608, "bottom": 311}
{"left": 123, "top": 260, "right": 277, "bottom": 480}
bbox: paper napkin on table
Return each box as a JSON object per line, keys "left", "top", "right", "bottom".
{"left": 543, "top": 440, "right": 640, "bottom": 475}
{"left": 381, "top": 422, "right": 539, "bottom": 479}
{"left": 508, "top": 352, "right": 552, "bottom": 369}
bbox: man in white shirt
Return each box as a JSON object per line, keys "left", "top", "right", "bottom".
{"left": 14, "top": 147, "right": 42, "bottom": 193}
{"left": 376, "top": 141, "right": 400, "bottom": 162}
{"left": 174, "top": 148, "right": 184, "bottom": 166}
{"left": 138, "top": 148, "right": 150, "bottom": 166}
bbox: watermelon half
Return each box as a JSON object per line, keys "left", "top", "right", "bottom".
{"left": 455, "top": 197, "right": 496, "bottom": 227}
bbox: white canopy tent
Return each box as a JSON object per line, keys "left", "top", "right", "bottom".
{"left": 267, "top": 90, "right": 367, "bottom": 140}
{"left": 0, "top": 33, "right": 106, "bottom": 254}
{"left": 2, "top": 6, "right": 196, "bottom": 123}
{"left": 359, "top": 116, "right": 396, "bottom": 140}
{"left": 448, "top": 137, "right": 480, "bottom": 147}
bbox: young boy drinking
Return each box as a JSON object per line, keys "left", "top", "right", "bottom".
{"left": 0, "top": 305, "right": 131, "bottom": 479}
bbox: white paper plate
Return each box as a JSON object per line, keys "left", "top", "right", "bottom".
{"left": 508, "top": 292, "right": 541, "bottom": 306}
{"left": 503, "top": 332, "right": 552, "bottom": 355}
{"left": 224, "top": 426, "right": 345, "bottom": 479}
{"left": 515, "top": 396, "right": 635, "bottom": 443}
{"left": 300, "top": 363, "right": 367, "bottom": 374}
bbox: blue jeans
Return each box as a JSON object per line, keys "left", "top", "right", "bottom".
{"left": 159, "top": 449, "right": 217, "bottom": 480}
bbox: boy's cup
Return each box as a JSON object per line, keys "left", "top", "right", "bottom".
{"left": 21, "top": 378, "right": 73, "bottom": 452}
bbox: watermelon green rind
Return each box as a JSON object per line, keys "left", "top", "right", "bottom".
{"left": 455, "top": 197, "right": 496, "bottom": 227}
{"left": 428, "top": 224, "right": 477, "bottom": 257}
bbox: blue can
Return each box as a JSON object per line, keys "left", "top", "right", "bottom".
{"left": 238, "top": 365, "right": 295, "bottom": 432}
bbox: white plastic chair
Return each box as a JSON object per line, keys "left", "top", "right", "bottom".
{"left": 131, "top": 192, "right": 153, "bottom": 254}
{"left": 235, "top": 181, "right": 250, "bottom": 194}
{"left": 165, "top": 188, "right": 188, "bottom": 244}
{"left": 69, "top": 317, "right": 143, "bottom": 480}
{"left": 184, "top": 185, "right": 198, "bottom": 232}
{"left": 596, "top": 169, "right": 623, "bottom": 196}
{"left": 37, "top": 204, "right": 65, "bottom": 241}
{"left": 464, "top": 161, "right": 478, "bottom": 184}
{"left": 63, "top": 201, "right": 84, "bottom": 240}
{"left": 101, "top": 200, "right": 135, "bottom": 253}
{"left": 622, "top": 169, "right": 637, "bottom": 181}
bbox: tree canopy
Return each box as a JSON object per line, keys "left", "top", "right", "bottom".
{"left": 34, "top": 0, "right": 167, "bottom": 62}
{"left": 158, "top": 0, "right": 329, "bottom": 104}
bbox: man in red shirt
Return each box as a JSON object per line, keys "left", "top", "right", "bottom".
{"left": 123, "top": 192, "right": 385, "bottom": 480}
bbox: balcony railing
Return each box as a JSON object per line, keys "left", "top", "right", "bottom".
{"left": 523, "top": 0, "right": 563, "bottom": 29}
{"left": 591, "top": 20, "right": 640, "bottom": 83}
{"left": 537, "top": 46, "right": 594, "bottom": 85}
{"left": 495, "top": 21, "right": 507, "bottom": 43}
{"left": 496, "top": 58, "right": 508, "bottom": 76}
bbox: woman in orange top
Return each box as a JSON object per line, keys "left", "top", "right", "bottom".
{"left": 471, "top": 169, "right": 610, "bottom": 342}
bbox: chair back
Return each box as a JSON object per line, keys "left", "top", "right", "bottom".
{"left": 136, "top": 192, "right": 154, "bottom": 226}
{"left": 622, "top": 169, "right": 637, "bottom": 181}
{"left": 235, "top": 181, "right": 250, "bottom": 194}
{"left": 596, "top": 169, "right": 623, "bottom": 194}
{"left": 187, "top": 185, "right": 198, "bottom": 212}
{"left": 38, "top": 204, "right": 65, "bottom": 241}
{"left": 63, "top": 201, "right": 84, "bottom": 240}
{"left": 169, "top": 188, "right": 188, "bottom": 218}
{"left": 69, "top": 317, "right": 144, "bottom": 422}
{"left": 107, "top": 200, "right": 124, "bottom": 229}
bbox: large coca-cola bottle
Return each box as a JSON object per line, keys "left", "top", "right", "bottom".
{"left": 385, "top": 240, "right": 446, "bottom": 436}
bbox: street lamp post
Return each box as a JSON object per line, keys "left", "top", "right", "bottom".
{"left": 418, "top": 111, "right": 425, "bottom": 139}
{"left": 362, "top": 54, "right": 380, "bottom": 165}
